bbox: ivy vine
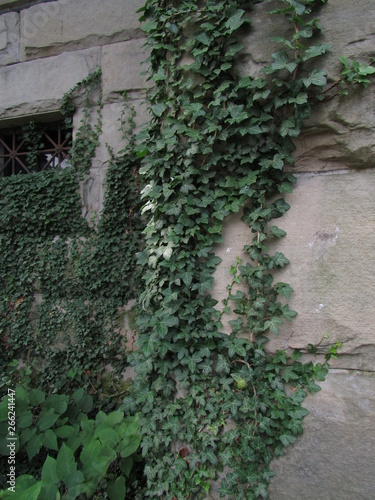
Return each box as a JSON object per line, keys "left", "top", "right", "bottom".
{"left": 0, "top": 0, "right": 373, "bottom": 498}
{"left": 124, "top": 0, "right": 374, "bottom": 498}
{"left": 0, "top": 72, "right": 144, "bottom": 404}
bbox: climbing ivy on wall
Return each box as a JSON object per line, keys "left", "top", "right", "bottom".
{"left": 124, "top": 0, "right": 374, "bottom": 498}
{"left": 0, "top": 71, "right": 144, "bottom": 399}
{"left": 0, "top": 0, "right": 374, "bottom": 497}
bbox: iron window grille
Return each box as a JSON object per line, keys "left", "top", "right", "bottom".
{"left": 0, "top": 121, "right": 72, "bottom": 177}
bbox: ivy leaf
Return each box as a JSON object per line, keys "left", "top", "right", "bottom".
{"left": 276, "top": 282, "right": 294, "bottom": 300}
{"left": 265, "top": 51, "right": 297, "bottom": 74}
{"left": 264, "top": 316, "right": 283, "bottom": 335}
{"left": 288, "top": 407, "right": 309, "bottom": 419}
{"left": 152, "top": 314, "right": 179, "bottom": 338}
{"left": 225, "top": 9, "right": 246, "bottom": 33}
{"left": 191, "top": 277, "right": 214, "bottom": 295}
{"left": 302, "top": 44, "right": 330, "bottom": 62}
{"left": 177, "top": 270, "right": 193, "bottom": 286}
{"left": 279, "top": 432, "right": 297, "bottom": 447}
{"left": 163, "top": 417, "right": 180, "bottom": 435}
{"left": 281, "top": 305, "right": 297, "bottom": 321}
{"left": 196, "top": 32, "right": 211, "bottom": 46}
{"left": 151, "top": 103, "right": 167, "bottom": 117}
{"left": 216, "top": 354, "right": 230, "bottom": 374}
{"left": 303, "top": 69, "right": 327, "bottom": 87}
{"left": 269, "top": 226, "right": 287, "bottom": 238}
{"left": 255, "top": 482, "right": 269, "bottom": 499}
{"left": 272, "top": 252, "right": 290, "bottom": 268}
{"left": 202, "top": 448, "right": 218, "bottom": 465}
{"left": 227, "top": 104, "right": 248, "bottom": 123}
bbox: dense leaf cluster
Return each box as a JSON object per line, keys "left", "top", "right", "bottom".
{"left": 0, "top": 78, "right": 144, "bottom": 398}
{"left": 0, "top": 386, "right": 142, "bottom": 499}
{"left": 127, "top": 0, "right": 333, "bottom": 498}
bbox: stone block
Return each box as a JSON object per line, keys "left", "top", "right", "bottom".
{"left": 212, "top": 169, "right": 375, "bottom": 372}
{"left": 20, "top": 0, "right": 145, "bottom": 60}
{"left": 102, "top": 38, "right": 151, "bottom": 101}
{"left": 0, "top": 47, "right": 100, "bottom": 118}
{"left": 237, "top": 0, "right": 375, "bottom": 171}
{"left": 268, "top": 370, "right": 375, "bottom": 499}
{"left": 0, "top": 12, "right": 19, "bottom": 65}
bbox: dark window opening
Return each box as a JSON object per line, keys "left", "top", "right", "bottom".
{"left": 0, "top": 121, "right": 72, "bottom": 177}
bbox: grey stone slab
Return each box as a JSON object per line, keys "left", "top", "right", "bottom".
{"left": 268, "top": 370, "right": 375, "bottom": 499}
{"left": 102, "top": 38, "right": 151, "bottom": 100}
{"left": 212, "top": 169, "right": 375, "bottom": 372}
{"left": 0, "top": 47, "right": 100, "bottom": 118}
{"left": 20, "top": 0, "right": 144, "bottom": 60}
{"left": 0, "top": 12, "right": 19, "bottom": 65}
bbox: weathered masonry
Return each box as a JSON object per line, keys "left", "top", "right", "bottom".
{"left": 0, "top": 0, "right": 374, "bottom": 498}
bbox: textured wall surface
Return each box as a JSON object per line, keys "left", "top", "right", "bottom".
{"left": 0, "top": 0, "right": 374, "bottom": 498}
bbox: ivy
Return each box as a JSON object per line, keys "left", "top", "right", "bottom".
{"left": 121, "top": 0, "right": 374, "bottom": 498}
{"left": 0, "top": 78, "right": 144, "bottom": 402}
{"left": 0, "top": 1, "right": 373, "bottom": 498}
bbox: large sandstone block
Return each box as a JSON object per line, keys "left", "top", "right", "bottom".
{"left": 0, "top": 47, "right": 100, "bottom": 118}
{"left": 268, "top": 370, "right": 375, "bottom": 499}
{"left": 102, "top": 38, "right": 151, "bottom": 101}
{"left": 20, "top": 0, "right": 144, "bottom": 60}
{"left": 238, "top": 0, "right": 375, "bottom": 171}
{"left": 212, "top": 169, "right": 375, "bottom": 371}
{"left": 0, "top": 12, "right": 19, "bottom": 65}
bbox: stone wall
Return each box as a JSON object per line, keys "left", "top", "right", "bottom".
{"left": 0, "top": 0, "right": 374, "bottom": 498}
{"left": 0, "top": 0, "right": 148, "bottom": 221}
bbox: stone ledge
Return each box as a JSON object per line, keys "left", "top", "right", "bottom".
{"left": 20, "top": 0, "right": 145, "bottom": 61}
{"left": 0, "top": 47, "right": 100, "bottom": 118}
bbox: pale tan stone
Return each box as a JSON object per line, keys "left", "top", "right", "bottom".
{"left": 213, "top": 169, "right": 375, "bottom": 371}
{"left": 0, "top": 12, "right": 19, "bottom": 65}
{"left": 20, "top": 0, "right": 145, "bottom": 60}
{"left": 269, "top": 370, "right": 375, "bottom": 499}
{"left": 102, "top": 38, "right": 151, "bottom": 101}
{"left": 0, "top": 47, "right": 100, "bottom": 118}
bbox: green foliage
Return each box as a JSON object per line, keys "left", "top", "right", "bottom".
{"left": 339, "top": 56, "right": 375, "bottom": 92}
{"left": 0, "top": 78, "right": 144, "bottom": 399}
{"left": 123, "top": 0, "right": 371, "bottom": 497}
{"left": 0, "top": 387, "right": 142, "bottom": 498}
{"left": 20, "top": 121, "right": 45, "bottom": 172}
{"left": 0, "top": 0, "right": 372, "bottom": 498}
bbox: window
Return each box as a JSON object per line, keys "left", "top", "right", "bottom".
{"left": 0, "top": 121, "right": 72, "bottom": 176}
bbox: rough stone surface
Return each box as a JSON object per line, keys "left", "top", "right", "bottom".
{"left": 213, "top": 169, "right": 375, "bottom": 372}
{"left": 20, "top": 0, "right": 144, "bottom": 60}
{"left": 0, "top": 47, "right": 100, "bottom": 118}
{"left": 102, "top": 38, "right": 151, "bottom": 102}
{"left": 238, "top": 0, "right": 375, "bottom": 171}
{"left": 268, "top": 370, "right": 375, "bottom": 499}
{"left": 0, "top": 12, "right": 19, "bottom": 65}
